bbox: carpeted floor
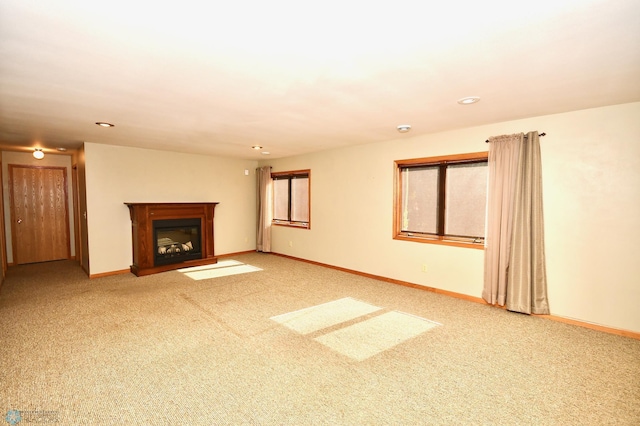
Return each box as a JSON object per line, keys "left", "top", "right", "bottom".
{"left": 1, "top": 253, "right": 639, "bottom": 425}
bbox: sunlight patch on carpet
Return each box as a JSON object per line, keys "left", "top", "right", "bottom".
{"left": 177, "top": 260, "right": 262, "bottom": 280}
{"left": 270, "top": 297, "right": 382, "bottom": 335}
{"left": 178, "top": 259, "right": 244, "bottom": 271}
{"left": 314, "top": 311, "right": 440, "bottom": 361}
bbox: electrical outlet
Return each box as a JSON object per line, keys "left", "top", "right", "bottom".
{"left": 289, "top": 241, "right": 293, "bottom": 247}
{"left": 421, "top": 264, "right": 428, "bottom": 273}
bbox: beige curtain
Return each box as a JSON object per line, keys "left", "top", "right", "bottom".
{"left": 483, "top": 131, "right": 549, "bottom": 314}
{"left": 483, "top": 133, "right": 520, "bottom": 306}
{"left": 256, "top": 166, "right": 272, "bottom": 252}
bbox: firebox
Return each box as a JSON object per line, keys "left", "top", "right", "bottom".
{"left": 153, "top": 218, "right": 202, "bottom": 266}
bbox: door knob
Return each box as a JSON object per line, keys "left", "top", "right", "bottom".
{"left": 17, "top": 219, "right": 22, "bottom": 224}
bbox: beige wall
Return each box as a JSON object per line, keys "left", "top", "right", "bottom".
{"left": 2, "top": 151, "right": 76, "bottom": 264}
{"left": 84, "top": 143, "right": 258, "bottom": 275}
{"left": 262, "top": 102, "right": 640, "bottom": 334}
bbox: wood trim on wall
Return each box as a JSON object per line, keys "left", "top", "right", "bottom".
{"left": 0, "top": 156, "right": 6, "bottom": 283}
{"left": 89, "top": 269, "right": 131, "bottom": 279}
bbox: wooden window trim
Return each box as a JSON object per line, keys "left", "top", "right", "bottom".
{"left": 393, "top": 152, "right": 488, "bottom": 249}
{"left": 272, "top": 169, "right": 311, "bottom": 229}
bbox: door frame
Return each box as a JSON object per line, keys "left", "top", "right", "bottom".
{"left": 0, "top": 157, "right": 6, "bottom": 282}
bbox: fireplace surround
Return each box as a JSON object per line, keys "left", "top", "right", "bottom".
{"left": 125, "top": 202, "right": 218, "bottom": 276}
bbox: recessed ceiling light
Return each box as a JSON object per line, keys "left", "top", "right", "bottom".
{"left": 457, "top": 96, "right": 480, "bottom": 105}
{"left": 252, "top": 145, "right": 263, "bottom": 150}
{"left": 57, "top": 147, "right": 67, "bottom": 152}
{"left": 95, "top": 122, "right": 114, "bottom": 127}
{"left": 397, "top": 124, "right": 411, "bottom": 133}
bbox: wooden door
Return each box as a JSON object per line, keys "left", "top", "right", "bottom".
{"left": 9, "top": 165, "right": 70, "bottom": 264}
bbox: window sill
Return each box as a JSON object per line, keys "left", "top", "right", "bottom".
{"left": 394, "top": 234, "right": 484, "bottom": 250}
{"left": 272, "top": 221, "right": 310, "bottom": 230}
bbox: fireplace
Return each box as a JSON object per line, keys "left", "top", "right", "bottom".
{"left": 125, "top": 202, "right": 218, "bottom": 276}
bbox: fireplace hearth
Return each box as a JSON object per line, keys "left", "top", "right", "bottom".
{"left": 125, "top": 203, "right": 218, "bottom": 276}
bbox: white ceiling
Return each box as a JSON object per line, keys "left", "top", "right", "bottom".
{"left": 1, "top": 0, "right": 639, "bottom": 160}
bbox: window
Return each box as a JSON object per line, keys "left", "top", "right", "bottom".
{"left": 272, "top": 169, "right": 310, "bottom": 229}
{"left": 394, "top": 152, "right": 488, "bottom": 248}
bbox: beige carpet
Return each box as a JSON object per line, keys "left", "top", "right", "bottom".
{"left": 1, "top": 253, "right": 639, "bottom": 425}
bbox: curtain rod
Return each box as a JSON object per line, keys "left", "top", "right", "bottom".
{"left": 485, "top": 132, "right": 546, "bottom": 143}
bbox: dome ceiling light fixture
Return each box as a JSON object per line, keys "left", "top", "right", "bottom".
{"left": 457, "top": 96, "right": 481, "bottom": 105}
{"left": 33, "top": 148, "right": 44, "bottom": 160}
{"left": 95, "top": 122, "right": 115, "bottom": 127}
{"left": 397, "top": 124, "right": 411, "bottom": 133}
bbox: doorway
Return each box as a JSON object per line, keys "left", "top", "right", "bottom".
{"left": 9, "top": 165, "right": 70, "bottom": 264}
